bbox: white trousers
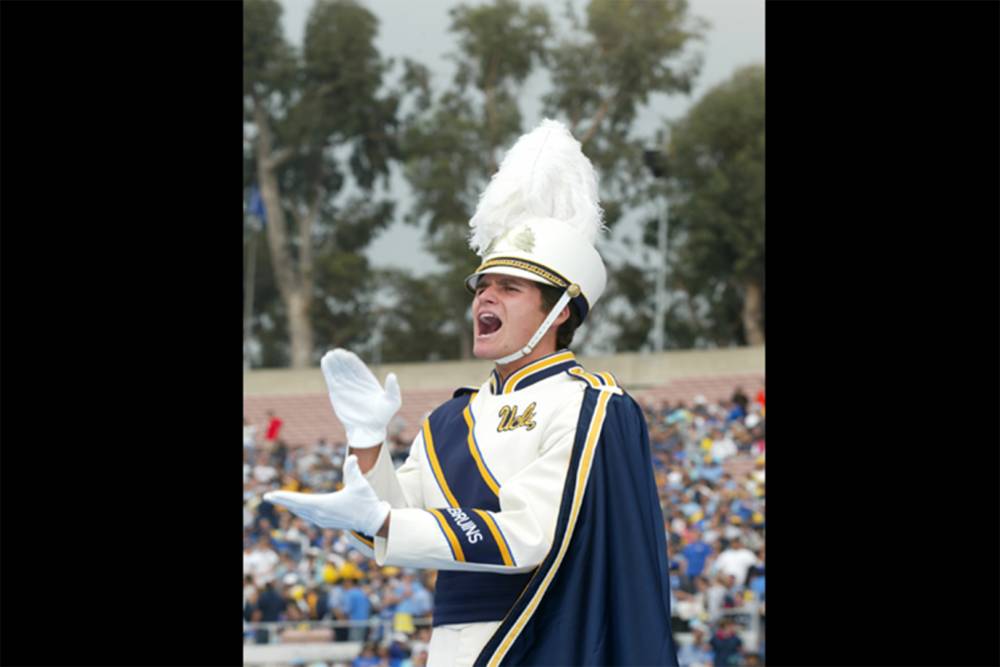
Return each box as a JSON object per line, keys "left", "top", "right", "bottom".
{"left": 427, "top": 621, "right": 502, "bottom": 667}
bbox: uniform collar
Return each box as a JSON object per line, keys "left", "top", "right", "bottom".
{"left": 488, "top": 349, "right": 579, "bottom": 395}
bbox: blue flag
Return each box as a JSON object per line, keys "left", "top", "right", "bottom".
{"left": 248, "top": 185, "right": 267, "bottom": 228}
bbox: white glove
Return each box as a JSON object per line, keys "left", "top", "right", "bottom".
{"left": 321, "top": 348, "right": 401, "bottom": 449}
{"left": 264, "top": 455, "right": 390, "bottom": 536}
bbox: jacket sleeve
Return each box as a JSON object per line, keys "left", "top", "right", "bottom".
{"left": 362, "top": 435, "right": 425, "bottom": 509}
{"left": 346, "top": 432, "right": 427, "bottom": 555}
{"left": 373, "top": 395, "right": 580, "bottom": 574}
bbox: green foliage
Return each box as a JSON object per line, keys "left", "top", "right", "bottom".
{"left": 450, "top": 0, "right": 551, "bottom": 92}
{"left": 668, "top": 64, "right": 764, "bottom": 343}
{"left": 249, "top": 234, "right": 290, "bottom": 367}
{"left": 273, "top": 0, "right": 400, "bottom": 190}
{"left": 397, "top": 0, "right": 554, "bottom": 358}
{"left": 614, "top": 64, "right": 765, "bottom": 348}
{"left": 244, "top": 0, "right": 407, "bottom": 367}
{"left": 544, "top": 0, "right": 706, "bottom": 213}
{"left": 669, "top": 65, "right": 764, "bottom": 284}
{"left": 397, "top": 0, "right": 706, "bottom": 360}
{"left": 245, "top": 0, "right": 761, "bottom": 362}
{"left": 604, "top": 261, "right": 655, "bottom": 350}
{"left": 375, "top": 268, "right": 464, "bottom": 363}
{"left": 244, "top": 0, "right": 296, "bottom": 99}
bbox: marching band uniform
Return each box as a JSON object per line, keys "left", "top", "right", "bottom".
{"left": 351, "top": 352, "right": 677, "bottom": 666}
{"left": 267, "top": 119, "right": 678, "bottom": 666}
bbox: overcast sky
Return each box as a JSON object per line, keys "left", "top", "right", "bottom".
{"left": 276, "top": 0, "right": 764, "bottom": 276}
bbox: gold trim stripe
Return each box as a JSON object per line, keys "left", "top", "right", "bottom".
{"left": 350, "top": 531, "right": 374, "bottom": 549}
{"left": 505, "top": 351, "right": 576, "bottom": 394}
{"left": 427, "top": 509, "right": 466, "bottom": 562}
{"left": 423, "top": 419, "right": 460, "bottom": 508}
{"left": 597, "top": 371, "right": 617, "bottom": 387}
{"left": 487, "top": 390, "right": 613, "bottom": 667}
{"left": 463, "top": 397, "right": 501, "bottom": 497}
{"left": 568, "top": 366, "right": 601, "bottom": 388}
{"left": 476, "top": 258, "right": 568, "bottom": 287}
{"left": 474, "top": 509, "right": 515, "bottom": 567}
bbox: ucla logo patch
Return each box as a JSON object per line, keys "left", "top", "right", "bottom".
{"left": 497, "top": 402, "right": 537, "bottom": 432}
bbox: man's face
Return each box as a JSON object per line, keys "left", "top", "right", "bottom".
{"left": 472, "top": 274, "right": 547, "bottom": 360}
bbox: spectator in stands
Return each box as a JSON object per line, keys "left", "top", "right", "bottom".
{"left": 387, "top": 633, "right": 411, "bottom": 667}
{"left": 275, "top": 551, "right": 299, "bottom": 582}
{"left": 711, "top": 536, "right": 760, "bottom": 587}
{"left": 253, "top": 452, "right": 280, "bottom": 486}
{"left": 243, "top": 541, "right": 255, "bottom": 577}
{"left": 244, "top": 416, "right": 258, "bottom": 461}
{"left": 298, "top": 548, "right": 322, "bottom": 586}
{"left": 705, "top": 573, "right": 730, "bottom": 622}
{"left": 254, "top": 579, "right": 286, "bottom": 644}
{"left": 284, "top": 598, "right": 305, "bottom": 623}
{"left": 681, "top": 526, "right": 714, "bottom": 583}
{"left": 677, "top": 626, "right": 714, "bottom": 667}
{"left": 341, "top": 576, "right": 372, "bottom": 642}
{"left": 272, "top": 439, "right": 290, "bottom": 471}
{"left": 747, "top": 565, "right": 765, "bottom": 603}
{"left": 351, "top": 643, "right": 380, "bottom": 667}
{"left": 392, "top": 570, "right": 432, "bottom": 634}
{"left": 720, "top": 573, "right": 742, "bottom": 611}
{"left": 709, "top": 428, "right": 738, "bottom": 463}
{"left": 709, "top": 618, "right": 743, "bottom": 666}
{"left": 724, "top": 401, "right": 744, "bottom": 424}
{"left": 739, "top": 526, "right": 764, "bottom": 554}
{"left": 243, "top": 384, "right": 764, "bottom": 660}
{"left": 696, "top": 456, "right": 724, "bottom": 484}
{"left": 688, "top": 575, "right": 711, "bottom": 620}
{"left": 250, "top": 512, "right": 274, "bottom": 543}
{"left": 731, "top": 424, "right": 754, "bottom": 455}
{"left": 264, "top": 409, "right": 283, "bottom": 447}
{"left": 297, "top": 445, "right": 320, "bottom": 478}
{"left": 728, "top": 490, "right": 754, "bottom": 525}
{"left": 409, "top": 627, "right": 431, "bottom": 660}
{"left": 730, "top": 387, "right": 749, "bottom": 415}
{"left": 327, "top": 577, "right": 349, "bottom": 641}
{"left": 246, "top": 535, "right": 280, "bottom": 587}
{"left": 243, "top": 575, "right": 258, "bottom": 626}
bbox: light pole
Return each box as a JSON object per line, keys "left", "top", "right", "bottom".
{"left": 643, "top": 148, "right": 669, "bottom": 352}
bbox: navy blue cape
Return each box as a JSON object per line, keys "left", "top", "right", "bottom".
{"left": 475, "top": 386, "right": 679, "bottom": 666}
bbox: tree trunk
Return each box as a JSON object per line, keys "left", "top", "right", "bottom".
{"left": 742, "top": 279, "right": 765, "bottom": 346}
{"left": 287, "top": 289, "right": 315, "bottom": 368}
{"left": 254, "top": 98, "right": 315, "bottom": 368}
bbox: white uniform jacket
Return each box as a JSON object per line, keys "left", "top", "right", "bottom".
{"left": 347, "top": 350, "right": 620, "bottom": 626}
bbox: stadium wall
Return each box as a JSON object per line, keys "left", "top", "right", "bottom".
{"left": 243, "top": 346, "right": 764, "bottom": 447}
{"left": 244, "top": 346, "right": 764, "bottom": 394}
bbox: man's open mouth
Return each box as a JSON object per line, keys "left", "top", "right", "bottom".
{"left": 477, "top": 312, "right": 503, "bottom": 336}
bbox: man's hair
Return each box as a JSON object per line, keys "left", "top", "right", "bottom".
{"left": 538, "top": 283, "right": 582, "bottom": 349}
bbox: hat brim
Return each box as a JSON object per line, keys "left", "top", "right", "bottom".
{"left": 464, "top": 265, "right": 559, "bottom": 292}
{"left": 464, "top": 265, "right": 591, "bottom": 321}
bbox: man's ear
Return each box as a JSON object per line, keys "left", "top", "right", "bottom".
{"left": 555, "top": 305, "right": 571, "bottom": 327}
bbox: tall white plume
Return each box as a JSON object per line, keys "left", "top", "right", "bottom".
{"left": 469, "top": 119, "right": 605, "bottom": 255}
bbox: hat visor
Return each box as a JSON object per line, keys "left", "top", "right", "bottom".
{"left": 464, "top": 266, "right": 560, "bottom": 293}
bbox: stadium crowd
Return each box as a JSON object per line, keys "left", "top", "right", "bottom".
{"left": 243, "top": 384, "right": 765, "bottom": 667}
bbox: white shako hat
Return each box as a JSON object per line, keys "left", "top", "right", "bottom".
{"left": 464, "top": 119, "right": 607, "bottom": 365}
